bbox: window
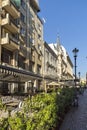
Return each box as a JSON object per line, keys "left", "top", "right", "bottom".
{"left": 46, "top": 51, "right": 49, "bottom": 61}
{"left": 20, "top": 27, "right": 25, "bottom": 36}
{"left": 21, "top": 0, "right": 26, "bottom": 9}
{"left": 38, "top": 34, "right": 41, "bottom": 40}
{"left": 38, "top": 54, "right": 41, "bottom": 61}
{"left": 29, "top": 62, "right": 34, "bottom": 72}
{"left": 18, "top": 55, "right": 25, "bottom": 69}
{"left": 21, "top": 13, "right": 25, "bottom": 23}
{"left": 1, "top": 48, "right": 13, "bottom": 65}
{"left": 37, "top": 65, "right": 41, "bottom": 74}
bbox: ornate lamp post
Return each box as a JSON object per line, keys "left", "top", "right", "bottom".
{"left": 78, "top": 72, "right": 81, "bottom": 82}
{"left": 72, "top": 48, "right": 79, "bottom": 87}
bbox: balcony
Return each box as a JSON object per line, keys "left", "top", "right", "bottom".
{"left": 30, "top": 49, "right": 35, "bottom": 62}
{"left": 1, "top": 13, "right": 19, "bottom": 33}
{"left": 30, "top": 53, "right": 35, "bottom": 62}
{"left": 31, "top": 55, "right": 35, "bottom": 62}
{"left": 19, "top": 35, "right": 25, "bottom": 44}
{"left": 37, "top": 59, "right": 42, "bottom": 65}
{"left": 2, "top": 0, "right": 20, "bottom": 19}
{"left": 1, "top": 33, "right": 19, "bottom": 50}
{"left": 30, "top": 0, "right": 40, "bottom": 12}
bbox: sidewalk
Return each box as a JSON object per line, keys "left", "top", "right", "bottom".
{"left": 59, "top": 89, "right": 87, "bottom": 130}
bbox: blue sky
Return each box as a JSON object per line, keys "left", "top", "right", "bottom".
{"left": 39, "top": 0, "right": 87, "bottom": 79}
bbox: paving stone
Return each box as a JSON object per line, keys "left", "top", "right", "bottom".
{"left": 59, "top": 89, "right": 87, "bottom": 130}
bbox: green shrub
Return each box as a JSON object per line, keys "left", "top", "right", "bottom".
{"left": 0, "top": 87, "right": 75, "bottom": 130}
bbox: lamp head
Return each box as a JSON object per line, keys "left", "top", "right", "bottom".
{"left": 72, "top": 48, "right": 79, "bottom": 57}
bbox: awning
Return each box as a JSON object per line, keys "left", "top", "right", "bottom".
{"left": 0, "top": 64, "right": 43, "bottom": 83}
{"left": 47, "top": 81, "right": 60, "bottom": 86}
{"left": 44, "top": 74, "right": 58, "bottom": 82}
{"left": 58, "top": 82, "right": 65, "bottom": 85}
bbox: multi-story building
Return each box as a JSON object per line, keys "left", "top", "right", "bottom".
{"left": 0, "top": 0, "right": 74, "bottom": 95}
{"left": 0, "top": 0, "right": 43, "bottom": 94}
{"left": 61, "top": 45, "right": 68, "bottom": 80}
{"left": 28, "top": 0, "right": 43, "bottom": 90}
{"left": 49, "top": 37, "right": 73, "bottom": 83}
{"left": 42, "top": 42, "right": 58, "bottom": 90}
{"left": 67, "top": 54, "right": 73, "bottom": 79}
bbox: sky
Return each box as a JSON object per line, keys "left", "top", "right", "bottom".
{"left": 38, "top": 0, "right": 87, "bottom": 79}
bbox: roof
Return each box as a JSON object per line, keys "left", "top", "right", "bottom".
{"left": 48, "top": 43, "right": 58, "bottom": 55}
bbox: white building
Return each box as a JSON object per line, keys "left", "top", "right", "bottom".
{"left": 48, "top": 38, "right": 73, "bottom": 82}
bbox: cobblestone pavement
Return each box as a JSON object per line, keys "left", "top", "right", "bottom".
{"left": 59, "top": 89, "right": 87, "bottom": 130}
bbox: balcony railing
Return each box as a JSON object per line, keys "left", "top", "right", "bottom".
{"left": 1, "top": 13, "right": 19, "bottom": 33}
{"left": 31, "top": 55, "right": 35, "bottom": 62}
{"left": 2, "top": 0, "right": 20, "bottom": 19}
{"left": 1, "top": 33, "right": 19, "bottom": 50}
{"left": 19, "top": 45, "right": 27, "bottom": 57}
{"left": 9, "top": 34, "right": 19, "bottom": 45}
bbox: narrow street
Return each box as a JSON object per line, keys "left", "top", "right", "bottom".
{"left": 59, "top": 89, "right": 87, "bottom": 130}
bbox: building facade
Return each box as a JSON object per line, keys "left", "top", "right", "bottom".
{"left": 67, "top": 54, "right": 73, "bottom": 79}
{"left": 0, "top": 0, "right": 43, "bottom": 94}
{"left": 49, "top": 39, "right": 73, "bottom": 83}
{"left": 42, "top": 42, "right": 58, "bottom": 90}
{"left": 0, "top": 0, "right": 74, "bottom": 95}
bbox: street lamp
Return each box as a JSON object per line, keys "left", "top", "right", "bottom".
{"left": 78, "top": 72, "right": 81, "bottom": 82}
{"left": 72, "top": 48, "right": 79, "bottom": 87}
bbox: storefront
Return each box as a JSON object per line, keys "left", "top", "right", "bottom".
{"left": 0, "top": 64, "right": 42, "bottom": 95}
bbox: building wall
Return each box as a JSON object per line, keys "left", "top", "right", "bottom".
{"left": 44, "top": 42, "right": 57, "bottom": 77}
{"left": 42, "top": 42, "right": 58, "bottom": 90}
{"left": 29, "top": 1, "right": 43, "bottom": 89}
{"left": 0, "top": 0, "right": 74, "bottom": 95}
{"left": 67, "top": 55, "right": 73, "bottom": 79}
{"left": 0, "top": 0, "right": 43, "bottom": 94}
{"left": 61, "top": 45, "right": 67, "bottom": 80}
{"left": 49, "top": 42, "right": 73, "bottom": 82}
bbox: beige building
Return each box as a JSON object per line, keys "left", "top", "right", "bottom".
{"left": 0, "top": 0, "right": 43, "bottom": 94}
{"left": 42, "top": 40, "right": 73, "bottom": 89}
{"left": 42, "top": 42, "right": 58, "bottom": 90}
{"left": 0, "top": 0, "right": 74, "bottom": 95}
{"left": 67, "top": 54, "right": 73, "bottom": 79}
